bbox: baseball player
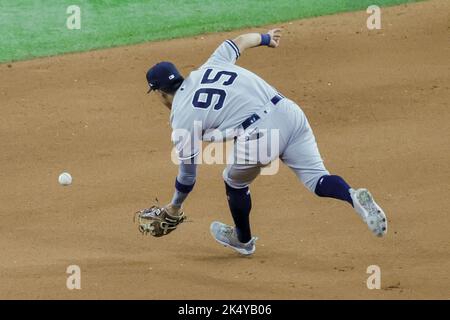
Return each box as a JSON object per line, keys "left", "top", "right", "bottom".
{"left": 136, "top": 28, "right": 387, "bottom": 255}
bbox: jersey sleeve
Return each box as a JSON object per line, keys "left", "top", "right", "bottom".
{"left": 171, "top": 120, "right": 202, "bottom": 161}
{"left": 177, "top": 161, "right": 197, "bottom": 186}
{"left": 204, "top": 40, "right": 241, "bottom": 66}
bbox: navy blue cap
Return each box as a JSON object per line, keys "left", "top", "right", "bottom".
{"left": 146, "top": 61, "right": 183, "bottom": 93}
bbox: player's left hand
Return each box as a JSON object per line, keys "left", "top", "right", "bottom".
{"left": 164, "top": 203, "right": 183, "bottom": 216}
{"left": 267, "top": 28, "right": 282, "bottom": 48}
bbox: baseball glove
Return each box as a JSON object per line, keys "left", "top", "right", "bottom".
{"left": 134, "top": 205, "right": 186, "bottom": 237}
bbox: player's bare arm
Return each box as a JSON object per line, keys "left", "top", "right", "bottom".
{"left": 232, "top": 28, "right": 282, "bottom": 53}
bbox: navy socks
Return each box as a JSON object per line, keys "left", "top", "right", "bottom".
{"left": 224, "top": 175, "right": 351, "bottom": 244}
{"left": 314, "top": 175, "right": 354, "bottom": 206}
{"left": 225, "top": 182, "right": 252, "bottom": 243}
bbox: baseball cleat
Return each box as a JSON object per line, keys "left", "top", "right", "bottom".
{"left": 210, "top": 221, "right": 257, "bottom": 255}
{"left": 350, "top": 188, "right": 387, "bottom": 237}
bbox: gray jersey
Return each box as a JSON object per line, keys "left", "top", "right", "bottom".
{"left": 170, "top": 40, "right": 279, "bottom": 160}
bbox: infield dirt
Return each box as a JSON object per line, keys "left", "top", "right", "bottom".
{"left": 1, "top": 0, "right": 449, "bottom": 299}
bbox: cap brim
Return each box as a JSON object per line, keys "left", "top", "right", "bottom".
{"left": 147, "top": 87, "right": 153, "bottom": 94}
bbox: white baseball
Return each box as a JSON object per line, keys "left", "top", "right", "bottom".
{"left": 58, "top": 172, "right": 72, "bottom": 186}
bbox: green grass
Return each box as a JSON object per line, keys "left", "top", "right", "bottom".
{"left": 0, "top": 0, "right": 423, "bottom": 63}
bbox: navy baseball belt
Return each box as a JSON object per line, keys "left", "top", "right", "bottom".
{"left": 241, "top": 94, "right": 283, "bottom": 130}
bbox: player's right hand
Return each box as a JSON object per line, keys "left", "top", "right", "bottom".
{"left": 267, "top": 28, "right": 282, "bottom": 48}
